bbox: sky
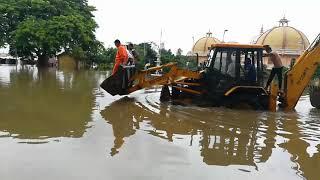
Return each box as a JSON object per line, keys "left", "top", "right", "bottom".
{"left": 88, "top": 0, "right": 320, "bottom": 54}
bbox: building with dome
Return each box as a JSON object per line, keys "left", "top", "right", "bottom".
{"left": 255, "top": 17, "right": 310, "bottom": 68}
{"left": 190, "top": 31, "right": 221, "bottom": 64}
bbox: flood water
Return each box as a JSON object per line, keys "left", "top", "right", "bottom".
{"left": 0, "top": 64, "right": 320, "bottom": 180}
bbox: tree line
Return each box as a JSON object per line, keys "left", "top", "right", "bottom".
{"left": 1, "top": 0, "right": 103, "bottom": 66}
{"left": 95, "top": 43, "right": 197, "bottom": 70}
{"left": 0, "top": 0, "right": 197, "bottom": 69}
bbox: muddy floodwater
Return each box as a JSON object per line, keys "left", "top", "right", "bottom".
{"left": 0, "top": 65, "right": 320, "bottom": 180}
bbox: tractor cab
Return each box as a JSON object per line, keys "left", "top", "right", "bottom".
{"left": 201, "top": 44, "right": 268, "bottom": 108}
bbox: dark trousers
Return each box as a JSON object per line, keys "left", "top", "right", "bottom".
{"left": 266, "top": 67, "right": 283, "bottom": 89}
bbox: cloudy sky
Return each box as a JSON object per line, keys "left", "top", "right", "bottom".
{"left": 88, "top": 0, "right": 319, "bottom": 54}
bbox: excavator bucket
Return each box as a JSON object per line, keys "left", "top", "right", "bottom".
{"left": 100, "top": 66, "right": 129, "bottom": 96}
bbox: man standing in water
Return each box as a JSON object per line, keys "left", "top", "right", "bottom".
{"left": 264, "top": 45, "right": 284, "bottom": 91}
{"left": 112, "top": 39, "right": 128, "bottom": 75}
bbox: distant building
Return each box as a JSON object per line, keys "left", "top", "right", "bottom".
{"left": 0, "top": 48, "right": 11, "bottom": 57}
{"left": 254, "top": 17, "right": 310, "bottom": 68}
{"left": 190, "top": 31, "right": 221, "bottom": 64}
{"left": 0, "top": 53, "right": 9, "bottom": 58}
{"left": 48, "top": 56, "right": 57, "bottom": 67}
{"left": 57, "top": 53, "right": 83, "bottom": 70}
{"left": 0, "top": 50, "right": 16, "bottom": 64}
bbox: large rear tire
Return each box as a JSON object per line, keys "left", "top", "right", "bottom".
{"left": 310, "top": 85, "right": 320, "bottom": 109}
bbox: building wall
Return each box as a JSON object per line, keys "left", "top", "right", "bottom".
{"left": 58, "top": 54, "right": 79, "bottom": 70}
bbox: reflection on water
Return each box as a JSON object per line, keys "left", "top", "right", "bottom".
{"left": 1, "top": 65, "right": 320, "bottom": 180}
{"left": 101, "top": 90, "right": 320, "bottom": 179}
{"left": 0, "top": 65, "right": 98, "bottom": 141}
{"left": 101, "top": 96, "right": 268, "bottom": 164}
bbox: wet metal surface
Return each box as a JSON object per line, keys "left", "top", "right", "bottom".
{"left": 0, "top": 65, "right": 320, "bottom": 180}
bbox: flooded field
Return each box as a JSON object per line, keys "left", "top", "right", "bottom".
{"left": 0, "top": 65, "right": 320, "bottom": 180}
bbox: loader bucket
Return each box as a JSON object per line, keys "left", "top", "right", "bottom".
{"left": 100, "top": 66, "right": 129, "bottom": 96}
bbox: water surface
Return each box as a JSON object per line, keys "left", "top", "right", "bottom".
{"left": 0, "top": 65, "right": 319, "bottom": 180}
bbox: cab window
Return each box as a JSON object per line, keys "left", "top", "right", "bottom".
{"left": 240, "top": 50, "right": 257, "bottom": 82}
{"left": 212, "top": 50, "right": 236, "bottom": 77}
{"left": 213, "top": 51, "right": 222, "bottom": 70}
{"left": 225, "top": 51, "right": 237, "bottom": 77}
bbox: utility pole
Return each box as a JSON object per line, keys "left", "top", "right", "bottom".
{"left": 222, "top": 29, "right": 228, "bottom": 43}
{"left": 157, "top": 29, "right": 163, "bottom": 67}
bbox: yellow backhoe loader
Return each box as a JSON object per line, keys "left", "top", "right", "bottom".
{"left": 100, "top": 34, "right": 320, "bottom": 111}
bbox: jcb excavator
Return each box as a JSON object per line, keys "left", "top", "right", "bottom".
{"left": 100, "top": 34, "right": 320, "bottom": 111}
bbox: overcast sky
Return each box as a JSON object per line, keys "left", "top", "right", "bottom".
{"left": 88, "top": 0, "right": 319, "bottom": 54}
{"left": 0, "top": 0, "right": 318, "bottom": 55}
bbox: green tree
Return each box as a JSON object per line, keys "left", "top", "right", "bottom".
{"left": 0, "top": 0, "right": 99, "bottom": 66}
{"left": 94, "top": 43, "right": 198, "bottom": 71}
{"left": 134, "top": 43, "right": 157, "bottom": 69}
{"left": 160, "top": 48, "right": 175, "bottom": 65}
{"left": 161, "top": 47, "right": 198, "bottom": 69}
{"left": 95, "top": 47, "right": 117, "bottom": 70}
{"left": 314, "top": 66, "right": 320, "bottom": 79}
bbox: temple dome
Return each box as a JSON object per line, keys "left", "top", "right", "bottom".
{"left": 192, "top": 31, "right": 221, "bottom": 56}
{"left": 256, "top": 17, "right": 310, "bottom": 55}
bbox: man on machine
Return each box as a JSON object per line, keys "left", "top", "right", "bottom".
{"left": 264, "top": 45, "right": 284, "bottom": 91}
{"left": 112, "top": 39, "right": 128, "bottom": 75}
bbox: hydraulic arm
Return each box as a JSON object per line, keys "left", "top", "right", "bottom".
{"left": 128, "top": 62, "right": 202, "bottom": 94}
{"left": 100, "top": 62, "right": 202, "bottom": 96}
{"left": 283, "top": 34, "right": 320, "bottom": 111}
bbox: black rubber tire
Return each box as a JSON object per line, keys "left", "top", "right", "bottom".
{"left": 224, "top": 93, "right": 268, "bottom": 110}
{"left": 310, "top": 86, "right": 320, "bottom": 109}
{"left": 171, "top": 86, "right": 181, "bottom": 99}
{"left": 160, "top": 85, "right": 171, "bottom": 102}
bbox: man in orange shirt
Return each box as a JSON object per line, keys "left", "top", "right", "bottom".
{"left": 112, "top": 39, "right": 128, "bottom": 75}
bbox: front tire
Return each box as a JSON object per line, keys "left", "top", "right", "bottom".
{"left": 224, "top": 93, "right": 268, "bottom": 110}
{"left": 160, "top": 85, "right": 171, "bottom": 102}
